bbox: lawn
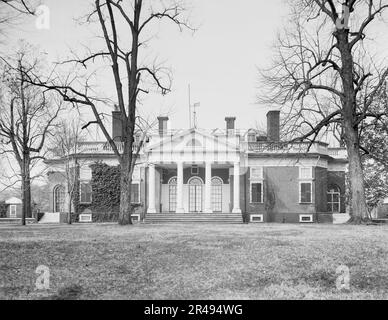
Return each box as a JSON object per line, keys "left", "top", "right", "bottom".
{"left": 0, "top": 222, "right": 387, "bottom": 300}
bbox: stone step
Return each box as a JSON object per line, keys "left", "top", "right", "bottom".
{"left": 145, "top": 213, "right": 243, "bottom": 224}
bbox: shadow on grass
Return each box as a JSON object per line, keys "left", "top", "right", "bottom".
{"left": 47, "top": 284, "right": 83, "bottom": 300}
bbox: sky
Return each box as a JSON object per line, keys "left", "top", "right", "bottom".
{"left": 5, "top": 0, "right": 288, "bottom": 132}
{"left": 2, "top": 0, "right": 388, "bottom": 192}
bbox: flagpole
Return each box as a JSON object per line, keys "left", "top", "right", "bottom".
{"left": 188, "top": 84, "right": 191, "bottom": 128}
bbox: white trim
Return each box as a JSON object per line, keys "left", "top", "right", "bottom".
{"left": 299, "top": 181, "right": 313, "bottom": 204}
{"left": 131, "top": 213, "right": 141, "bottom": 223}
{"left": 188, "top": 176, "right": 204, "bottom": 184}
{"left": 248, "top": 158, "right": 328, "bottom": 169}
{"left": 9, "top": 205, "right": 17, "bottom": 218}
{"left": 299, "top": 214, "right": 313, "bottom": 223}
{"left": 168, "top": 176, "right": 177, "bottom": 184}
{"left": 250, "top": 214, "right": 264, "bottom": 223}
{"left": 79, "top": 213, "right": 92, "bottom": 222}
{"left": 250, "top": 166, "right": 263, "bottom": 180}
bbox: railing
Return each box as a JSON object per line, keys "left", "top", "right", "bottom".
{"left": 328, "top": 148, "right": 348, "bottom": 159}
{"left": 245, "top": 141, "right": 328, "bottom": 155}
{"left": 77, "top": 141, "right": 141, "bottom": 154}
{"left": 244, "top": 141, "right": 347, "bottom": 158}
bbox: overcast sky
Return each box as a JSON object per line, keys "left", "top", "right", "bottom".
{"left": 6, "top": 0, "right": 289, "bottom": 132}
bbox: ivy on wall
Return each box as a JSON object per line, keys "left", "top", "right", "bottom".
{"left": 0, "top": 201, "right": 6, "bottom": 218}
{"left": 90, "top": 162, "right": 121, "bottom": 212}
{"left": 73, "top": 162, "right": 143, "bottom": 222}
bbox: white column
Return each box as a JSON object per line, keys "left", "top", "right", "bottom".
{"left": 232, "top": 161, "right": 241, "bottom": 213}
{"left": 176, "top": 161, "right": 184, "bottom": 213}
{"left": 204, "top": 161, "right": 213, "bottom": 213}
{"left": 148, "top": 163, "right": 156, "bottom": 213}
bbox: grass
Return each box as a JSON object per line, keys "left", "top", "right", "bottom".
{"left": 0, "top": 222, "right": 387, "bottom": 300}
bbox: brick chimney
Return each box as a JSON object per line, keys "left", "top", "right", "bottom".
{"left": 158, "top": 116, "right": 169, "bottom": 136}
{"left": 225, "top": 117, "right": 236, "bottom": 132}
{"left": 112, "top": 105, "right": 122, "bottom": 141}
{"left": 266, "top": 110, "right": 280, "bottom": 142}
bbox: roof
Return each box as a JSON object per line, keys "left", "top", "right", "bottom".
{"left": 5, "top": 197, "right": 22, "bottom": 205}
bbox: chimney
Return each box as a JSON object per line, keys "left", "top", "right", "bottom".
{"left": 158, "top": 116, "right": 169, "bottom": 136}
{"left": 112, "top": 105, "right": 122, "bottom": 141}
{"left": 266, "top": 110, "right": 280, "bottom": 142}
{"left": 225, "top": 117, "right": 236, "bottom": 131}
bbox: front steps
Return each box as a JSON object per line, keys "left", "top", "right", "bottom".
{"left": 145, "top": 213, "right": 243, "bottom": 224}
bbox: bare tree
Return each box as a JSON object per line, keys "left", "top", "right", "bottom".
{"left": 26, "top": 0, "right": 194, "bottom": 225}
{"left": 0, "top": 0, "right": 36, "bottom": 38}
{"left": 0, "top": 46, "right": 63, "bottom": 225}
{"left": 0, "top": 0, "right": 35, "bottom": 13}
{"left": 259, "top": 0, "right": 388, "bottom": 224}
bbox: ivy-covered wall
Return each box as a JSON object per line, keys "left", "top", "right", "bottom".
{"left": 0, "top": 201, "right": 6, "bottom": 218}
{"left": 74, "top": 162, "right": 144, "bottom": 222}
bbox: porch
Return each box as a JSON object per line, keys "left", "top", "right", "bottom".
{"left": 146, "top": 161, "right": 242, "bottom": 215}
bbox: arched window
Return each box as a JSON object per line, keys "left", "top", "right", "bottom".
{"left": 168, "top": 177, "right": 177, "bottom": 212}
{"left": 247, "top": 129, "right": 257, "bottom": 142}
{"left": 188, "top": 177, "right": 203, "bottom": 213}
{"left": 327, "top": 185, "right": 341, "bottom": 213}
{"left": 211, "top": 177, "right": 223, "bottom": 212}
{"left": 53, "top": 185, "right": 65, "bottom": 213}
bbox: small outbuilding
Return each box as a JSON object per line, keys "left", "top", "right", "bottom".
{"left": 5, "top": 197, "right": 22, "bottom": 218}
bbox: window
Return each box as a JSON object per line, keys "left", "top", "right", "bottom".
{"left": 191, "top": 165, "right": 199, "bottom": 175}
{"left": 10, "top": 205, "right": 17, "bottom": 218}
{"left": 80, "top": 181, "right": 92, "bottom": 204}
{"left": 251, "top": 182, "right": 263, "bottom": 203}
{"left": 327, "top": 185, "right": 341, "bottom": 213}
{"left": 168, "top": 177, "right": 177, "bottom": 212}
{"left": 300, "top": 182, "right": 312, "bottom": 203}
{"left": 299, "top": 214, "right": 313, "bottom": 223}
{"left": 299, "top": 167, "right": 313, "bottom": 204}
{"left": 247, "top": 131, "right": 257, "bottom": 142}
{"left": 250, "top": 167, "right": 263, "bottom": 203}
{"left": 211, "top": 177, "right": 223, "bottom": 212}
{"left": 250, "top": 214, "right": 264, "bottom": 223}
{"left": 131, "top": 183, "right": 140, "bottom": 203}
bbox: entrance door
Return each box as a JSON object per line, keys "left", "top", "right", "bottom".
{"left": 54, "top": 185, "right": 65, "bottom": 213}
{"left": 189, "top": 177, "right": 203, "bottom": 213}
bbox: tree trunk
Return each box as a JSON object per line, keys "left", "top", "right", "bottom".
{"left": 343, "top": 125, "right": 369, "bottom": 223}
{"left": 337, "top": 30, "right": 370, "bottom": 224}
{"left": 67, "top": 192, "right": 72, "bottom": 224}
{"left": 118, "top": 155, "right": 133, "bottom": 225}
{"left": 21, "top": 161, "right": 32, "bottom": 226}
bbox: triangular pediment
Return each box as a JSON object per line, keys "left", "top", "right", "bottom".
{"left": 145, "top": 129, "right": 239, "bottom": 154}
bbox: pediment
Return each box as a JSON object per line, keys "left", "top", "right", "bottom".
{"left": 145, "top": 129, "right": 239, "bottom": 154}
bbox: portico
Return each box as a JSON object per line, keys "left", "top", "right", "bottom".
{"left": 145, "top": 128, "right": 243, "bottom": 214}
